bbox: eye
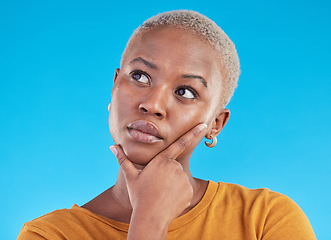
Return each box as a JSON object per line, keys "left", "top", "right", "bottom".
{"left": 175, "top": 86, "right": 198, "bottom": 99}
{"left": 130, "top": 70, "right": 150, "bottom": 85}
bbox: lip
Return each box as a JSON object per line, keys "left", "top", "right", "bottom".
{"left": 127, "top": 120, "right": 163, "bottom": 143}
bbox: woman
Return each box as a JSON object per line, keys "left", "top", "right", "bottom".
{"left": 18, "top": 10, "right": 316, "bottom": 239}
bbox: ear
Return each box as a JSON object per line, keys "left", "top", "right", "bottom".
{"left": 110, "top": 68, "right": 121, "bottom": 99}
{"left": 209, "top": 109, "right": 230, "bottom": 137}
{"left": 113, "top": 68, "right": 120, "bottom": 83}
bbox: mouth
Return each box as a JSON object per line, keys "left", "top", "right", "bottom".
{"left": 127, "top": 120, "right": 163, "bottom": 143}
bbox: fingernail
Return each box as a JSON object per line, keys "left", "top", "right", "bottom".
{"left": 197, "top": 123, "right": 207, "bottom": 133}
{"left": 109, "top": 145, "right": 118, "bottom": 156}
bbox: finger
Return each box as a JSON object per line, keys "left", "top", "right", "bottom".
{"left": 163, "top": 123, "right": 207, "bottom": 159}
{"left": 110, "top": 145, "right": 139, "bottom": 181}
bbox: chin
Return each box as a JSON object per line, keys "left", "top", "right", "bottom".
{"left": 121, "top": 143, "right": 160, "bottom": 166}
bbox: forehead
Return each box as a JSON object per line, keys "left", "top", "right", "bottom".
{"left": 122, "top": 27, "right": 224, "bottom": 83}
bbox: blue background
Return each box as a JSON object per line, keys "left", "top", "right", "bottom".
{"left": 1, "top": 0, "right": 330, "bottom": 239}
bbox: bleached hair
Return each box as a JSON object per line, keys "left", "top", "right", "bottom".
{"left": 121, "top": 10, "right": 240, "bottom": 108}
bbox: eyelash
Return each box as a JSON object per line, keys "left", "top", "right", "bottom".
{"left": 129, "top": 70, "right": 151, "bottom": 85}
{"left": 129, "top": 69, "right": 199, "bottom": 99}
{"left": 175, "top": 85, "right": 199, "bottom": 99}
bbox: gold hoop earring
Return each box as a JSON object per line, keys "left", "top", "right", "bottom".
{"left": 108, "top": 103, "right": 111, "bottom": 112}
{"left": 205, "top": 135, "right": 217, "bottom": 148}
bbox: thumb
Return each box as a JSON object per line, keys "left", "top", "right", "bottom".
{"left": 110, "top": 145, "right": 139, "bottom": 181}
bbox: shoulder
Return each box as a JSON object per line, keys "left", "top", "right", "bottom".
{"left": 18, "top": 206, "right": 83, "bottom": 239}
{"left": 210, "top": 181, "right": 297, "bottom": 216}
{"left": 215, "top": 181, "right": 292, "bottom": 205}
{"left": 17, "top": 205, "right": 107, "bottom": 239}
{"left": 211, "top": 181, "right": 316, "bottom": 239}
{"left": 24, "top": 205, "right": 87, "bottom": 226}
{"left": 18, "top": 205, "right": 128, "bottom": 239}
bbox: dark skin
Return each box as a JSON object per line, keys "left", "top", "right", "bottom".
{"left": 83, "top": 27, "right": 230, "bottom": 239}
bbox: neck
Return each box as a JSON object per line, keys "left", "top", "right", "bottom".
{"left": 82, "top": 161, "right": 208, "bottom": 224}
{"left": 110, "top": 164, "right": 208, "bottom": 219}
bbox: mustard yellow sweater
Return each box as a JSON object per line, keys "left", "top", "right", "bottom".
{"left": 18, "top": 181, "right": 316, "bottom": 239}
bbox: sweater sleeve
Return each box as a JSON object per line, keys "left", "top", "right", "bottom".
{"left": 262, "top": 193, "right": 316, "bottom": 240}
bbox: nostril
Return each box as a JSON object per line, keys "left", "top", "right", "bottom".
{"left": 138, "top": 104, "right": 165, "bottom": 118}
{"left": 140, "top": 107, "right": 148, "bottom": 113}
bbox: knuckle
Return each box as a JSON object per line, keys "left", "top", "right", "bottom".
{"left": 117, "top": 155, "right": 126, "bottom": 165}
{"left": 173, "top": 161, "right": 186, "bottom": 173}
{"left": 172, "top": 160, "right": 182, "bottom": 169}
{"left": 177, "top": 138, "right": 188, "bottom": 149}
{"left": 166, "top": 159, "right": 182, "bottom": 171}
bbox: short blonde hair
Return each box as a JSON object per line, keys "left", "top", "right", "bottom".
{"left": 121, "top": 10, "right": 240, "bottom": 108}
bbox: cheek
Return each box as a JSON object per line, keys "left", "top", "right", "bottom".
{"left": 174, "top": 105, "right": 214, "bottom": 129}
{"left": 108, "top": 106, "right": 120, "bottom": 143}
{"left": 108, "top": 83, "right": 136, "bottom": 141}
{"left": 111, "top": 80, "right": 140, "bottom": 113}
{"left": 164, "top": 108, "right": 207, "bottom": 148}
{"left": 176, "top": 107, "right": 216, "bottom": 153}
{"left": 167, "top": 106, "right": 217, "bottom": 152}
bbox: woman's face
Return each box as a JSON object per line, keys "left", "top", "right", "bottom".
{"left": 109, "top": 27, "right": 226, "bottom": 165}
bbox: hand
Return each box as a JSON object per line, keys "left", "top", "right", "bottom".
{"left": 110, "top": 123, "right": 207, "bottom": 239}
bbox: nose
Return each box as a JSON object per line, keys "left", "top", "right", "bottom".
{"left": 138, "top": 86, "right": 168, "bottom": 120}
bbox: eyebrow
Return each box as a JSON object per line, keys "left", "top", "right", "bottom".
{"left": 130, "top": 57, "right": 157, "bottom": 69}
{"left": 130, "top": 57, "right": 207, "bottom": 88}
{"left": 182, "top": 74, "right": 208, "bottom": 88}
